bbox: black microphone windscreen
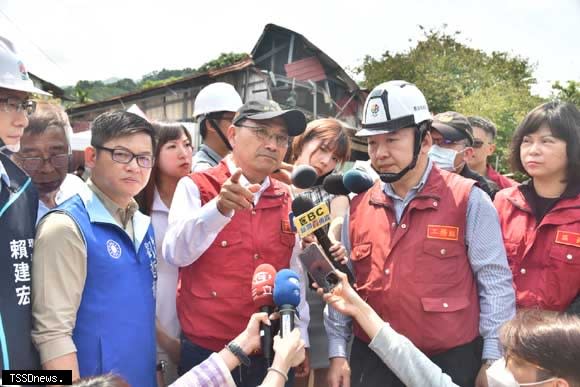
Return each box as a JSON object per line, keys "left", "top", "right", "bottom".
{"left": 323, "top": 173, "right": 351, "bottom": 196}
{"left": 343, "top": 169, "right": 374, "bottom": 194}
{"left": 291, "top": 165, "right": 318, "bottom": 189}
{"left": 291, "top": 195, "right": 315, "bottom": 216}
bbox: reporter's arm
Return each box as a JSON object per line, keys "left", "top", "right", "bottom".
{"left": 368, "top": 323, "right": 458, "bottom": 387}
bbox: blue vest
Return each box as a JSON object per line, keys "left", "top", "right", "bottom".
{"left": 0, "top": 152, "right": 40, "bottom": 370}
{"left": 54, "top": 190, "right": 157, "bottom": 387}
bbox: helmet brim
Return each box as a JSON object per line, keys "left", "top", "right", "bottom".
{"left": 1, "top": 83, "right": 51, "bottom": 96}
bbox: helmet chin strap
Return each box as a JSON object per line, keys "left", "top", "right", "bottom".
{"left": 372, "top": 125, "right": 426, "bottom": 184}
{"left": 208, "top": 118, "right": 233, "bottom": 151}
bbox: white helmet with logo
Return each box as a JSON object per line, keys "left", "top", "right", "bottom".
{"left": 0, "top": 36, "right": 50, "bottom": 95}
{"left": 357, "top": 80, "right": 430, "bottom": 137}
{"left": 193, "top": 82, "right": 242, "bottom": 120}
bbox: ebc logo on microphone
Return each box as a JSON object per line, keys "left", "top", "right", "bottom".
{"left": 106, "top": 239, "right": 122, "bottom": 259}
{"left": 293, "top": 202, "right": 331, "bottom": 238}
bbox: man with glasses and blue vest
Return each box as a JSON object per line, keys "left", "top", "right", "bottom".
{"left": 0, "top": 35, "right": 48, "bottom": 376}
{"left": 31, "top": 111, "right": 158, "bottom": 386}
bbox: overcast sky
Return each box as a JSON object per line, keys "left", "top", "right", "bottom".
{"left": 1, "top": 0, "right": 578, "bottom": 96}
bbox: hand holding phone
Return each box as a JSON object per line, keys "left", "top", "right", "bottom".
{"left": 298, "top": 244, "right": 339, "bottom": 292}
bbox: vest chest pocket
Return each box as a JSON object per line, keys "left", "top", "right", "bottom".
{"left": 416, "top": 240, "right": 465, "bottom": 284}
{"left": 351, "top": 243, "right": 372, "bottom": 289}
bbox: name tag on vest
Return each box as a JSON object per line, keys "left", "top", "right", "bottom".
{"left": 427, "top": 225, "right": 459, "bottom": 241}
{"left": 555, "top": 230, "right": 580, "bottom": 247}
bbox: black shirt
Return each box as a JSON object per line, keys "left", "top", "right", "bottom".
{"left": 518, "top": 180, "right": 580, "bottom": 223}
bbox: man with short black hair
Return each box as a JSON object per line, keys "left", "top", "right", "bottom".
{"left": 0, "top": 35, "right": 47, "bottom": 373}
{"left": 467, "top": 116, "right": 518, "bottom": 189}
{"left": 32, "top": 111, "right": 158, "bottom": 386}
{"left": 429, "top": 111, "right": 499, "bottom": 199}
{"left": 325, "top": 83, "right": 515, "bottom": 387}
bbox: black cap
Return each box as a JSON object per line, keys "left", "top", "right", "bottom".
{"left": 233, "top": 100, "right": 307, "bottom": 136}
{"left": 431, "top": 111, "right": 474, "bottom": 146}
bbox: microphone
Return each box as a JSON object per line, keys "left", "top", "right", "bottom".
{"left": 322, "top": 173, "right": 351, "bottom": 196}
{"left": 291, "top": 165, "right": 318, "bottom": 189}
{"left": 252, "top": 264, "right": 277, "bottom": 365}
{"left": 291, "top": 196, "right": 355, "bottom": 284}
{"left": 343, "top": 168, "right": 374, "bottom": 194}
{"left": 273, "top": 269, "right": 301, "bottom": 338}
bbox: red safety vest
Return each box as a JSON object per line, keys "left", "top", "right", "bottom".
{"left": 494, "top": 187, "right": 580, "bottom": 311}
{"left": 486, "top": 165, "right": 518, "bottom": 190}
{"left": 349, "top": 166, "right": 480, "bottom": 355}
{"left": 177, "top": 161, "right": 296, "bottom": 351}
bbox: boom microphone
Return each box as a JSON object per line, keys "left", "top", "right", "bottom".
{"left": 273, "top": 269, "right": 301, "bottom": 338}
{"left": 291, "top": 196, "right": 355, "bottom": 284}
{"left": 291, "top": 165, "right": 318, "bottom": 189}
{"left": 252, "top": 264, "right": 277, "bottom": 365}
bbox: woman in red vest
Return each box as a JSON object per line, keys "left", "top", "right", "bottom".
{"left": 494, "top": 101, "right": 580, "bottom": 312}
{"left": 289, "top": 118, "right": 351, "bottom": 387}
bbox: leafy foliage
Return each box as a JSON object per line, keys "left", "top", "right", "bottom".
{"left": 551, "top": 80, "right": 580, "bottom": 106}
{"left": 63, "top": 52, "right": 249, "bottom": 106}
{"left": 356, "top": 25, "right": 544, "bottom": 173}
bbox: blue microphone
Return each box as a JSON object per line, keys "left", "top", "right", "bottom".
{"left": 343, "top": 168, "right": 374, "bottom": 194}
{"left": 273, "top": 269, "right": 301, "bottom": 337}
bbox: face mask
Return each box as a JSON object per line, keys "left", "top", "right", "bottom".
{"left": 428, "top": 145, "right": 458, "bottom": 172}
{"left": 486, "top": 358, "right": 558, "bottom": 387}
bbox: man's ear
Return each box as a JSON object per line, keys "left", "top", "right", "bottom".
{"left": 488, "top": 143, "right": 496, "bottom": 156}
{"left": 85, "top": 146, "right": 97, "bottom": 169}
{"left": 463, "top": 147, "right": 474, "bottom": 161}
{"left": 226, "top": 125, "right": 237, "bottom": 148}
{"left": 420, "top": 130, "right": 433, "bottom": 155}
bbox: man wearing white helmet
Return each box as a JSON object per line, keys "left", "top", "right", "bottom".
{"left": 0, "top": 35, "right": 48, "bottom": 374}
{"left": 325, "top": 81, "right": 515, "bottom": 387}
{"left": 192, "top": 82, "right": 243, "bottom": 172}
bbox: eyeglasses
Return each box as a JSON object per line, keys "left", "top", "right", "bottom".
{"left": 0, "top": 98, "right": 37, "bottom": 116}
{"left": 472, "top": 139, "right": 492, "bottom": 149}
{"left": 432, "top": 137, "right": 465, "bottom": 147}
{"left": 14, "top": 153, "right": 69, "bottom": 170}
{"left": 95, "top": 145, "right": 154, "bottom": 168}
{"left": 237, "top": 124, "right": 289, "bottom": 147}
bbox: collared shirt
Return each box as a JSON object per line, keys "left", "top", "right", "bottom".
{"left": 328, "top": 159, "right": 515, "bottom": 361}
{"left": 170, "top": 352, "right": 235, "bottom": 387}
{"left": 192, "top": 144, "right": 223, "bottom": 173}
{"left": 31, "top": 179, "right": 140, "bottom": 363}
{"left": 0, "top": 157, "right": 10, "bottom": 188}
{"left": 36, "top": 174, "right": 87, "bottom": 223}
{"left": 163, "top": 155, "right": 310, "bottom": 346}
{"left": 152, "top": 187, "right": 181, "bottom": 339}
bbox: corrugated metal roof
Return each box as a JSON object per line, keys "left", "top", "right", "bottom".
{"left": 284, "top": 57, "right": 326, "bottom": 82}
{"left": 251, "top": 24, "right": 359, "bottom": 92}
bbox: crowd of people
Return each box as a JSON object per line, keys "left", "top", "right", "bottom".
{"left": 1, "top": 34, "right": 579, "bottom": 387}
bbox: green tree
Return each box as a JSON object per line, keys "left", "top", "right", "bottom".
{"left": 551, "top": 80, "right": 580, "bottom": 106}
{"left": 356, "top": 25, "right": 543, "bottom": 173}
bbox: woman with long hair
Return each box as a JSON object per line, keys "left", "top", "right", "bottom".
{"left": 288, "top": 118, "right": 351, "bottom": 387}
{"left": 137, "top": 121, "right": 193, "bottom": 385}
{"left": 494, "top": 101, "right": 580, "bottom": 313}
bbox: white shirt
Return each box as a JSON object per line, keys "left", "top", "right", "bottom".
{"left": 0, "top": 158, "right": 10, "bottom": 188}
{"left": 152, "top": 187, "right": 181, "bottom": 339}
{"left": 163, "top": 155, "right": 310, "bottom": 346}
{"left": 36, "top": 173, "right": 87, "bottom": 223}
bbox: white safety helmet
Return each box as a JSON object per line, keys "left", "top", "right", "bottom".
{"left": 0, "top": 36, "right": 50, "bottom": 95}
{"left": 193, "top": 82, "right": 242, "bottom": 120}
{"left": 357, "top": 80, "right": 430, "bottom": 137}
{"left": 357, "top": 80, "right": 432, "bottom": 183}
